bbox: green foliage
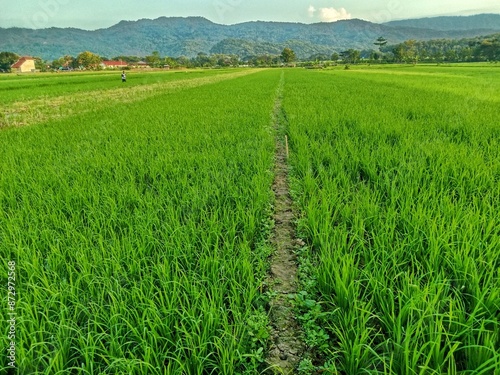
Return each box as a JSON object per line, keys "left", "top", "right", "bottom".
{"left": 374, "top": 36, "right": 388, "bottom": 51}
{"left": 387, "top": 33, "right": 500, "bottom": 63}
{"left": 295, "top": 291, "right": 330, "bottom": 352}
{"left": 0, "top": 51, "right": 19, "bottom": 72}
{"left": 477, "top": 36, "right": 500, "bottom": 61}
{"left": 281, "top": 48, "right": 296, "bottom": 64}
{"left": 145, "top": 51, "right": 161, "bottom": 68}
{"left": 51, "top": 55, "right": 77, "bottom": 70}
{"left": 402, "top": 39, "right": 418, "bottom": 64}
{"left": 210, "top": 38, "right": 283, "bottom": 59}
{"left": 112, "top": 55, "right": 142, "bottom": 64}
{"left": 297, "top": 358, "right": 316, "bottom": 374}
{"left": 77, "top": 51, "right": 102, "bottom": 69}
{"left": 340, "top": 49, "right": 361, "bottom": 64}
{"left": 244, "top": 308, "right": 270, "bottom": 369}
{"left": 33, "top": 57, "right": 48, "bottom": 72}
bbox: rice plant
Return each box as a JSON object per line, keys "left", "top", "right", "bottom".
{"left": 0, "top": 69, "right": 281, "bottom": 374}
{"left": 284, "top": 66, "right": 500, "bottom": 374}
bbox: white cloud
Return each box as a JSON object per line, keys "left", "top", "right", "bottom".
{"left": 318, "top": 7, "right": 352, "bottom": 22}
{"left": 308, "top": 5, "right": 316, "bottom": 17}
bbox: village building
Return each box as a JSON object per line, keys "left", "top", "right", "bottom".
{"left": 135, "top": 61, "right": 151, "bottom": 68}
{"left": 11, "top": 57, "right": 36, "bottom": 73}
{"left": 100, "top": 60, "right": 128, "bottom": 69}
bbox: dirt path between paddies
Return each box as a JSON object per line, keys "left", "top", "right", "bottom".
{"left": 0, "top": 69, "right": 260, "bottom": 128}
{"left": 265, "top": 71, "right": 305, "bottom": 374}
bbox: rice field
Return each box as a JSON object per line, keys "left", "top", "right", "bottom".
{"left": 1, "top": 65, "right": 499, "bottom": 374}
{"left": 284, "top": 66, "right": 500, "bottom": 374}
{"left": 1, "top": 69, "right": 278, "bottom": 374}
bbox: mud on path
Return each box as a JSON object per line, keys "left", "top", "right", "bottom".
{"left": 265, "top": 71, "right": 305, "bottom": 374}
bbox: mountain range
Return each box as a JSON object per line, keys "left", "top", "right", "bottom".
{"left": 1, "top": 14, "right": 499, "bottom": 60}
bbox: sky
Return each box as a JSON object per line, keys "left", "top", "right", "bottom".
{"left": 2, "top": 0, "right": 500, "bottom": 30}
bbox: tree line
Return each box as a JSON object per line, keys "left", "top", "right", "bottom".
{"left": 384, "top": 34, "right": 500, "bottom": 63}
{"left": 302, "top": 34, "right": 500, "bottom": 65}
{"left": 0, "top": 48, "right": 296, "bottom": 72}
{"left": 1, "top": 34, "right": 498, "bottom": 72}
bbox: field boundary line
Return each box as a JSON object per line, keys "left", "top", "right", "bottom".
{"left": 0, "top": 69, "right": 261, "bottom": 128}
{"left": 265, "top": 71, "right": 305, "bottom": 374}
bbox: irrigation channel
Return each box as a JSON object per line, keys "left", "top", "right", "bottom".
{"left": 265, "top": 72, "right": 306, "bottom": 373}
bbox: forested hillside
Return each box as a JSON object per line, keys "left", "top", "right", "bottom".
{"left": 1, "top": 14, "right": 499, "bottom": 60}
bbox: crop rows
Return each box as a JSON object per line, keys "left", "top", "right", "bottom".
{"left": 1, "top": 69, "right": 281, "bottom": 374}
{"left": 283, "top": 67, "right": 500, "bottom": 374}
{"left": 0, "top": 69, "right": 254, "bottom": 127}
{"left": 0, "top": 70, "right": 237, "bottom": 105}
{"left": 1, "top": 66, "right": 499, "bottom": 374}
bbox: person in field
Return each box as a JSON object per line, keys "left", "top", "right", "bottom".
{"left": 121, "top": 71, "right": 126, "bottom": 83}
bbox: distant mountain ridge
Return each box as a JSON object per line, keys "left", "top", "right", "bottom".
{"left": 383, "top": 13, "right": 500, "bottom": 31}
{"left": 1, "top": 14, "right": 499, "bottom": 60}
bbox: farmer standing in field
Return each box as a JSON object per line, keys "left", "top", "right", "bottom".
{"left": 121, "top": 71, "right": 126, "bottom": 83}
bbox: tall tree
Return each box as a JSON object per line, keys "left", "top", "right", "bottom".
{"left": 373, "top": 37, "right": 387, "bottom": 63}
{"left": 432, "top": 50, "right": 444, "bottom": 64}
{"left": 392, "top": 45, "right": 404, "bottom": 63}
{"left": 176, "top": 56, "right": 191, "bottom": 68}
{"left": 145, "top": 51, "right": 162, "bottom": 68}
{"left": 340, "top": 49, "right": 360, "bottom": 64}
{"left": 164, "top": 57, "right": 178, "bottom": 68}
{"left": 281, "top": 48, "right": 296, "bottom": 64}
{"left": 194, "top": 52, "right": 211, "bottom": 67}
{"left": 34, "top": 57, "right": 48, "bottom": 72}
{"left": 374, "top": 36, "right": 388, "bottom": 51}
{"left": 403, "top": 40, "right": 418, "bottom": 64}
{"left": 77, "top": 51, "right": 102, "bottom": 70}
{"left": 477, "top": 37, "right": 500, "bottom": 61}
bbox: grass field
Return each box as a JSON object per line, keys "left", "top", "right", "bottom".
{"left": 1, "top": 65, "right": 499, "bottom": 374}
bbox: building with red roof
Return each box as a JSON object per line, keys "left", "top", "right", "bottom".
{"left": 101, "top": 60, "right": 128, "bottom": 69}
{"left": 11, "top": 57, "right": 36, "bottom": 73}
